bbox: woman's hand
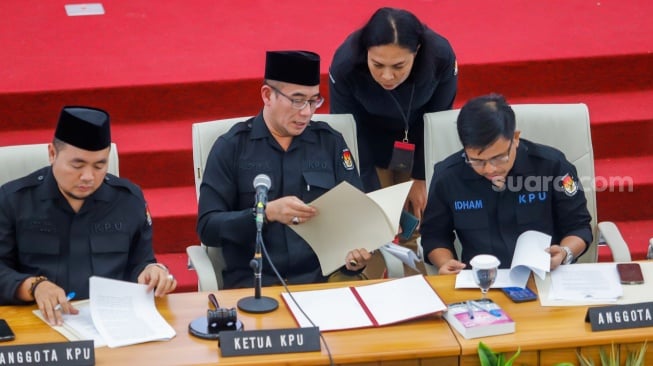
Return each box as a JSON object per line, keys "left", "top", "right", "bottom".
{"left": 406, "top": 179, "right": 427, "bottom": 224}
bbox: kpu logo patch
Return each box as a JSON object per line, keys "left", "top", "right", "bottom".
{"left": 341, "top": 148, "right": 354, "bottom": 170}
{"left": 560, "top": 173, "right": 578, "bottom": 196}
{"left": 145, "top": 203, "right": 153, "bottom": 226}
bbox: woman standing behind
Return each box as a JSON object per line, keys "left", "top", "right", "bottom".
{"left": 329, "top": 7, "right": 457, "bottom": 223}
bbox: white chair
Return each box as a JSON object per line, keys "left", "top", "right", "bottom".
{"left": 423, "top": 103, "right": 631, "bottom": 266}
{"left": 187, "top": 114, "right": 397, "bottom": 291}
{"left": 0, "top": 143, "right": 120, "bottom": 186}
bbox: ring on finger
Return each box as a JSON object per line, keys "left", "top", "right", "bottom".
{"left": 349, "top": 259, "right": 359, "bottom": 267}
{"left": 292, "top": 216, "right": 300, "bottom": 225}
{"left": 167, "top": 274, "right": 175, "bottom": 281}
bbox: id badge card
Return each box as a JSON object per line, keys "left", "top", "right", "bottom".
{"left": 388, "top": 141, "right": 415, "bottom": 173}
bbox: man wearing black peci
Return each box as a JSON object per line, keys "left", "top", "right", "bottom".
{"left": 197, "top": 51, "right": 373, "bottom": 288}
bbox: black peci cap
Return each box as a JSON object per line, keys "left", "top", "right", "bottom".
{"left": 54, "top": 106, "right": 111, "bottom": 151}
{"left": 264, "top": 50, "right": 321, "bottom": 86}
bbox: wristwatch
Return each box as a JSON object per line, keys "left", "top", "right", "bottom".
{"left": 561, "top": 246, "right": 574, "bottom": 265}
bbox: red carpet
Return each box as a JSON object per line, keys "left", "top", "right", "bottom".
{"left": 1, "top": 0, "right": 652, "bottom": 291}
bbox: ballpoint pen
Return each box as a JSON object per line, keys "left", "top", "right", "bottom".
{"left": 54, "top": 292, "right": 76, "bottom": 311}
{"left": 469, "top": 300, "right": 502, "bottom": 317}
{"left": 208, "top": 293, "right": 220, "bottom": 310}
{"left": 465, "top": 301, "right": 475, "bottom": 319}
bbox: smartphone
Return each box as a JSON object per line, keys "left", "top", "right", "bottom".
{"left": 0, "top": 319, "right": 16, "bottom": 342}
{"left": 617, "top": 263, "right": 644, "bottom": 284}
{"left": 501, "top": 286, "right": 537, "bottom": 303}
{"left": 399, "top": 210, "right": 419, "bottom": 241}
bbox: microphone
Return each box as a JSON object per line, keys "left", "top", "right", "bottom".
{"left": 253, "top": 174, "right": 271, "bottom": 231}
{"left": 238, "top": 173, "right": 278, "bottom": 314}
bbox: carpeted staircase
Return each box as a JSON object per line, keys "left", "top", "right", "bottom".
{"left": 1, "top": 1, "right": 651, "bottom": 292}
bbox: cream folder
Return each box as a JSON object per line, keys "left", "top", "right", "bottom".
{"left": 290, "top": 180, "right": 412, "bottom": 275}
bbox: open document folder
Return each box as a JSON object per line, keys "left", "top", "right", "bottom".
{"left": 34, "top": 276, "right": 176, "bottom": 348}
{"left": 281, "top": 275, "right": 446, "bottom": 332}
{"left": 455, "top": 230, "right": 552, "bottom": 288}
{"left": 289, "top": 180, "right": 412, "bottom": 275}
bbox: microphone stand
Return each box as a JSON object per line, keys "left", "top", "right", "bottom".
{"left": 237, "top": 207, "right": 279, "bottom": 314}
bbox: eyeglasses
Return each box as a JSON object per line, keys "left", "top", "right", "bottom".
{"left": 268, "top": 85, "right": 324, "bottom": 110}
{"left": 463, "top": 139, "right": 513, "bottom": 168}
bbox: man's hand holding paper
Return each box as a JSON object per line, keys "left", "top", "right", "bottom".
{"left": 289, "top": 181, "right": 413, "bottom": 275}
{"left": 456, "top": 230, "right": 552, "bottom": 289}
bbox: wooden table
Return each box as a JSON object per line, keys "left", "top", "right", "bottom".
{"left": 428, "top": 275, "right": 653, "bottom": 366}
{"left": 1, "top": 279, "right": 460, "bottom": 366}
{"left": 3, "top": 274, "right": 653, "bottom": 366}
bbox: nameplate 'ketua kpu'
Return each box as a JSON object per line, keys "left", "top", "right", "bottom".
{"left": 219, "top": 327, "right": 320, "bottom": 357}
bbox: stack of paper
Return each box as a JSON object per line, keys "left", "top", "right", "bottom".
{"left": 455, "top": 230, "right": 552, "bottom": 289}
{"left": 548, "top": 263, "right": 623, "bottom": 302}
{"left": 33, "top": 276, "right": 176, "bottom": 348}
{"left": 33, "top": 300, "right": 106, "bottom": 347}
{"left": 380, "top": 242, "right": 421, "bottom": 271}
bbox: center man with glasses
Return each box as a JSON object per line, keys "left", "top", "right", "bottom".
{"left": 420, "top": 94, "right": 592, "bottom": 274}
{"left": 197, "top": 51, "right": 372, "bottom": 289}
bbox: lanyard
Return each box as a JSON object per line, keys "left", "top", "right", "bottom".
{"left": 387, "top": 83, "right": 416, "bottom": 142}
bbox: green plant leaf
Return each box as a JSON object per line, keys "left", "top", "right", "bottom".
{"left": 597, "top": 343, "right": 617, "bottom": 366}
{"left": 478, "top": 342, "right": 522, "bottom": 366}
{"left": 577, "top": 341, "right": 648, "bottom": 366}
{"left": 478, "top": 342, "right": 499, "bottom": 366}
{"left": 625, "top": 340, "right": 647, "bottom": 366}
{"left": 576, "top": 350, "right": 595, "bottom": 366}
{"left": 503, "top": 347, "right": 521, "bottom": 366}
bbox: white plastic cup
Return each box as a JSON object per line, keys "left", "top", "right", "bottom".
{"left": 470, "top": 254, "right": 501, "bottom": 270}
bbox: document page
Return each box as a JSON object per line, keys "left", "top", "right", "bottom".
{"left": 536, "top": 262, "right": 653, "bottom": 306}
{"left": 455, "top": 230, "right": 551, "bottom": 288}
{"left": 509, "top": 230, "right": 551, "bottom": 283}
{"left": 548, "top": 263, "right": 623, "bottom": 302}
{"left": 89, "top": 276, "right": 176, "bottom": 348}
{"left": 290, "top": 181, "right": 412, "bottom": 275}
{"left": 455, "top": 269, "right": 522, "bottom": 288}
{"left": 352, "top": 275, "right": 446, "bottom": 326}
{"left": 33, "top": 300, "right": 107, "bottom": 348}
{"left": 282, "top": 287, "right": 374, "bottom": 331}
